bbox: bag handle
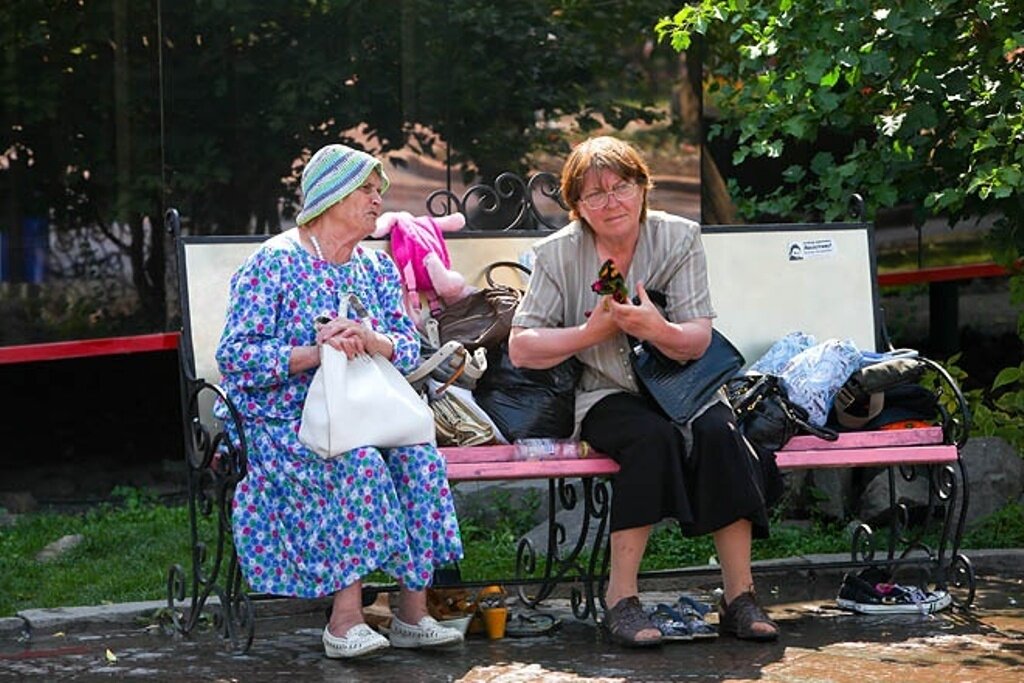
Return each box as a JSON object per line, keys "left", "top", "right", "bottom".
{"left": 434, "top": 357, "right": 467, "bottom": 395}
{"left": 484, "top": 261, "right": 531, "bottom": 289}
{"left": 776, "top": 394, "right": 839, "bottom": 441}
{"left": 407, "top": 340, "right": 465, "bottom": 384}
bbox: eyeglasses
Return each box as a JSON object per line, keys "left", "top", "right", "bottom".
{"left": 579, "top": 181, "right": 640, "bottom": 210}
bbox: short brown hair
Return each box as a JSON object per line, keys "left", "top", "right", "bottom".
{"left": 560, "top": 136, "right": 653, "bottom": 225}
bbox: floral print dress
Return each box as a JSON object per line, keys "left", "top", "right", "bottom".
{"left": 215, "top": 230, "right": 462, "bottom": 598}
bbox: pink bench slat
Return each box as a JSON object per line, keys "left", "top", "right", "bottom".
{"left": 441, "top": 427, "right": 957, "bottom": 483}
{"left": 440, "top": 446, "right": 522, "bottom": 464}
{"left": 445, "top": 458, "right": 620, "bottom": 482}
{"left": 776, "top": 444, "right": 957, "bottom": 470}
{"left": 782, "top": 427, "right": 944, "bottom": 451}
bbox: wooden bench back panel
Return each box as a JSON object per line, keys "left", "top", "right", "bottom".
{"left": 701, "top": 223, "right": 879, "bottom": 365}
{"left": 180, "top": 237, "right": 269, "bottom": 386}
{"left": 178, "top": 222, "right": 879, "bottom": 385}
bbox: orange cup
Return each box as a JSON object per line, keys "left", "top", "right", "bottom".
{"left": 481, "top": 606, "right": 508, "bottom": 640}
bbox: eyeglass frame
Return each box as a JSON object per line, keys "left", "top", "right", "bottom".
{"left": 578, "top": 181, "right": 641, "bottom": 210}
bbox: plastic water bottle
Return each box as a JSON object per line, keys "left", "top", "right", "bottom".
{"left": 513, "top": 439, "right": 590, "bottom": 460}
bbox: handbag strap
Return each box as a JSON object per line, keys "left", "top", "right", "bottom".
{"left": 434, "top": 358, "right": 467, "bottom": 395}
{"left": 484, "top": 261, "right": 531, "bottom": 289}
{"left": 407, "top": 340, "right": 464, "bottom": 384}
{"left": 774, "top": 390, "right": 839, "bottom": 441}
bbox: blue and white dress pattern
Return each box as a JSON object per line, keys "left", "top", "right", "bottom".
{"left": 215, "top": 231, "right": 462, "bottom": 597}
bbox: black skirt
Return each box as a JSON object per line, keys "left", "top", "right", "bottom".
{"left": 580, "top": 393, "right": 770, "bottom": 539}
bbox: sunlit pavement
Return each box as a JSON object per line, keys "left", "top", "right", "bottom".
{"left": 2, "top": 565, "right": 1022, "bottom": 683}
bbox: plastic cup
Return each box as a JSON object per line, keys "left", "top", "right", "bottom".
{"left": 481, "top": 606, "right": 508, "bottom": 639}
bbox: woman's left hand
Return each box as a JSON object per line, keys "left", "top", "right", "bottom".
{"left": 316, "top": 317, "right": 392, "bottom": 359}
{"left": 608, "top": 282, "right": 664, "bottom": 340}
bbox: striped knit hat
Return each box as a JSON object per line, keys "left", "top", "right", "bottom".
{"left": 295, "top": 144, "right": 390, "bottom": 225}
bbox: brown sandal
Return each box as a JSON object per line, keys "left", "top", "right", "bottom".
{"left": 718, "top": 591, "right": 779, "bottom": 642}
{"left": 602, "top": 597, "right": 663, "bottom": 648}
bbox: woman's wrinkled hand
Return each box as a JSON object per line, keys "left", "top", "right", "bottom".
{"left": 316, "top": 317, "right": 370, "bottom": 359}
{"left": 609, "top": 281, "right": 662, "bottom": 341}
{"left": 582, "top": 293, "right": 621, "bottom": 343}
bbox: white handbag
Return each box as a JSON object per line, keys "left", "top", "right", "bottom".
{"left": 299, "top": 298, "right": 436, "bottom": 458}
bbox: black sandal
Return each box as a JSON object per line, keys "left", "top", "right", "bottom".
{"left": 602, "top": 597, "right": 663, "bottom": 648}
{"left": 718, "top": 591, "right": 779, "bottom": 642}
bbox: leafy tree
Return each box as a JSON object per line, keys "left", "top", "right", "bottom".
{"left": 656, "top": 0, "right": 1023, "bottom": 247}
{"left": 1, "top": 0, "right": 681, "bottom": 342}
{"left": 657, "top": 0, "right": 1024, "bottom": 447}
{"left": 1, "top": 0, "right": 165, "bottom": 331}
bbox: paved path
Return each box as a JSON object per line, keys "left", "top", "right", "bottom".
{"left": 2, "top": 569, "right": 1021, "bottom": 682}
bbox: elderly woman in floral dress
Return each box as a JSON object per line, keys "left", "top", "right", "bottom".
{"left": 216, "top": 143, "right": 464, "bottom": 659}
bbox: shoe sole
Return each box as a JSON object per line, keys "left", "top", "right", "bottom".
{"left": 389, "top": 633, "right": 463, "bottom": 649}
{"left": 602, "top": 625, "right": 663, "bottom": 648}
{"left": 836, "top": 592, "right": 952, "bottom": 615}
{"left": 323, "top": 640, "right": 389, "bottom": 659}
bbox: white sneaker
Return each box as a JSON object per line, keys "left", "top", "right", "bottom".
{"left": 388, "top": 615, "right": 464, "bottom": 649}
{"left": 322, "top": 624, "right": 390, "bottom": 659}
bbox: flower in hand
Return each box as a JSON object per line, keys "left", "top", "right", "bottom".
{"left": 591, "top": 258, "right": 629, "bottom": 304}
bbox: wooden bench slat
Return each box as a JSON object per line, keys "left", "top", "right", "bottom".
{"left": 440, "top": 445, "right": 611, "bottom": 464}
{"left": 782, "top": 426, "right": 944, "bottom": 451}
{"left": 776, "top": 444, "right": 957, "bottom": 470}
{"left": 440, "top": 446, "right": 522, "bottom": 463}
{"left": 446, "top": 458, "right": 621, "bottom": 482}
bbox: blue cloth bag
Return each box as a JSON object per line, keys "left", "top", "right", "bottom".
{"left": 777, "top": 338, "right": 863, "bottom": 427}
{"left": 748, "top": 331, "right": 818, "bottom": 376}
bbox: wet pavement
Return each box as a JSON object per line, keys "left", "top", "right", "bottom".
{"left": 2, "top": 566, "right": 1023, "bottom": 682}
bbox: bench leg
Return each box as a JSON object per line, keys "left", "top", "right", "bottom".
{"left": 514, "top": 476, "right": 612, "bottom": 620}
{"left": 848, "top": 460, "right": 975, "bottom": 607}
{"left": 166, "top": 380, "right": 255, "bottom": 654}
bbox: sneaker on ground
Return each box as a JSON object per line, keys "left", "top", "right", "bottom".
{"left": 388, "top": 615, "right": 465, "bottom": 649}
{"left": 836, "top": 571, "right": 952, "bottom": 614}
{"left": 322, "top": 624, "right": 390, "bottom": 659}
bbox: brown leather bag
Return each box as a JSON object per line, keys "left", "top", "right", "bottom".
{"left": 430, "top": 261, "right": 529, "bottom": 352}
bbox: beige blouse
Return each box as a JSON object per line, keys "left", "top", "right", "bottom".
{"left": 512, "top": 210, "right": 719, "bottom": 436}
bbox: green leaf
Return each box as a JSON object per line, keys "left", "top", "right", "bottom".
{"left": 993, "top": 367, "right": 1024, "bottom": 390}
{"left": 820, "top": 65, "right": 842, "bottom": 88}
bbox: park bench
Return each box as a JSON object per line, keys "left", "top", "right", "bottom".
{"left": 165, "top": 178, "right": 975, "bottom": 654}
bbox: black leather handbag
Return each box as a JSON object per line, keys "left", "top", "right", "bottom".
{"left": 628, "top": 290, "right": 745, "bottom": 426}
{"left": 727, "top": 374, "right": 838, "bottom": 452}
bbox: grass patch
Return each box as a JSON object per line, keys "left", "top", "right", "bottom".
{"left": 0, "top": 487, "right": 211, "bottom": 617}
{"left": 2, "top": 491, "right": 1021, "bottom": 617}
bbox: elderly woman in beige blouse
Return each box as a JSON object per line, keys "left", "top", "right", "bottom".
{"left": 508, "top": 136, "right": 779, "bottom": 646}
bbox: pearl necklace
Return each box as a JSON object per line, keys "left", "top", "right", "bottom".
{"left": 308, "top": 232, "right": 325, "bottom": 262}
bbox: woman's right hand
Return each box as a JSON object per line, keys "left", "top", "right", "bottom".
{"left": 581, "top": 295, "right": 622, "bottom": 344}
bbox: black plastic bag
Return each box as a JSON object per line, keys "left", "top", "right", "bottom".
{"left": 473, "top": 342, "right": 582, "bottom": 442}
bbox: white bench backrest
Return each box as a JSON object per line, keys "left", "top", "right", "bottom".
{"left": 702, "top": 223, "right": 879, "bottom": 364}
{"left": 178, "top": 223, "right": 878, "bottom": 386}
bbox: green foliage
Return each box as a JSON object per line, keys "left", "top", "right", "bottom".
{"left": 0, "top": 493, "right": 208, "bottom": 617}
{"left": 2, "top": 1, "right": 681, "bottom": 235}
{"left": 942, "top": 344, "right": 1024, "bottom": 453}
{"left": 656, "top": 1, "right": 1024, "bottom": 246}
{"left": 457, "top": 489, "right": 542, "bottom": 580}
{"left": 2, "top": 492, "right": 1022, "bottom": 616}
{"left": 963, "top": 502, "right": 1024, "bottom": 548}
